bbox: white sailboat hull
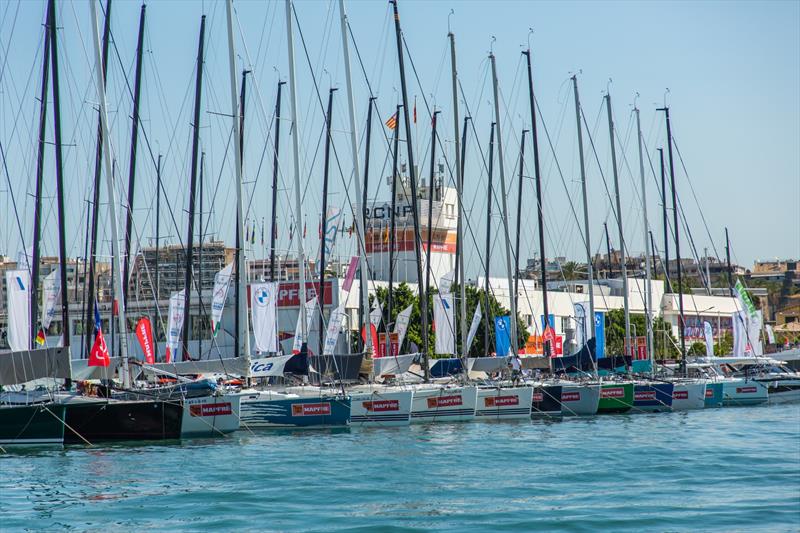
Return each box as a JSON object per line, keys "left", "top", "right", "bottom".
{"left": 559, "top": 383, "right": 600, "bottom": 416}
{"left": 181, "top": 393, "right": 241, "bottom": 438}
{"left": 671, "top": 381, "right": 706, "bottom": 411}
{"left": 475, "top": 386, "right": 533, "bottom": 420}
{"left": 722, "top": 379, "right": 768, "bottom": 406}
{"left": 350, "top": 390, "right": 413, "bottom": 427}
{"left": 409, "top": 385, "right": 477, "bottom": 423}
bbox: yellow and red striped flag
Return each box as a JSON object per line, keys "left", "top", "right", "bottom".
{"left": 385, "top": 112, "right": 397, "bottom": 130}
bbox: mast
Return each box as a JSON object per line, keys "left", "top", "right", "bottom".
{"left": 725, "top": 227, "right": 733, "bottom": 296}
{"left": 339, "top": 0, "right": 373, "bottom": 358}
{"left": 524, "top": 49, "right": 550, "bottom": 355}
{"left": 286, "top": 0, "right": 309, "bottom": 350}
{"left": 226, "top": 0, "right": 249, "bottom": 359}
{"left": 390, "top": 0, "right": 429, "bottom": 378}
{"left": 484, "top": 123, "right": 495, "bottom": 356}
{"left": 84, "top": 0, "right": 112, "bottom": 358}
{"left": 50, "top": 0, "right": 69, "bottom": 352}
{"left": 423, "top": 110, "right": 439, "bottom": 351}
{"left": 269, "top": 81, "right": 285, "bottom": 282}
{"left": 30, "top": 9, "right": 51, "bottom": 343}
{"left": 605, "top": 93, "right": 630, "bottom": 364}
{"left": 198, "top": 151, "right": 205, "bottom": 358}
{"left": 571, "top": 76, "right": 595, "bottom": 348}
{"left": 318, "top": 88, "right": 336, "bottom": 356}
{"left": 362, "top": 98, "right": 376, "bottom": 232}
{"left": 513, "top": 129, "right": 527, "bottom": 325}
{"left": 122, "top": 4, "right": 146, "bottom": 305}
{"left": 89, "top": 0, "right": 130, "bottom": 383}
{"left": 604, "top": 223, "right": 613, "bottom": 279}
{"left": 658, "top": 105, "right": 686, "bottom": 374}
{"left": 489, "top": 52, "right": 518, "bottom": 355}
{"left": 387, "top": 104, "right": 401, "bottom": 356}
{"left": 635, "top": 106, "right": 654, "bottom": 368}
{"left": 448, "top": 30, "right": 467, "bottom": 365}
{"left": 181, "top": 15, "right": 206, "bottom": 361}
{"left": 236, "top": 69, "right": 250, "bottom": 359}
{"left": 154, "top": 154, "right": 161, "bottom": 359}
{"left": 658, "top": 148, "right": 671, "bottom": 290}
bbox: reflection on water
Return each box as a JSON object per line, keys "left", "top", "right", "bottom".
{"left": 1, "top": 403, "right": 798, "bottom": 532}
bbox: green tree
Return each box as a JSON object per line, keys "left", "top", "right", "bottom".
{"left": 605, "top": 309, "right": 679, "bottom": 359}
{"left": 687, "top": 341, "right": 706, "bottom": 356}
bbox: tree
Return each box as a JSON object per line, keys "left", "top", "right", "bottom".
{"left": 688, "top": 341, "right": 706, "bottom": 356}
{"left": 605, "top": 309, "right": 678, "bottom": 359}
{"left": 365, "top": 282, "right": 529, "bottom": 357}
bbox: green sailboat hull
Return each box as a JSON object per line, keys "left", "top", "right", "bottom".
{"left": 597, "top": 383, "right": 634, "bottom": 414}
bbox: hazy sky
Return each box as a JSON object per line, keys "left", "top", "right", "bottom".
{"left": 1, "top": 0, "right": 797, "bottom": 279}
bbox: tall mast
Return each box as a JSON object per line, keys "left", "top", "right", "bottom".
{"left": 154, "top": 154, "right": 161, "bottom": 359}
{"left": 635, "top": 106, "right": 654, "bottom": 368}
{"left": 604, "top": 223, "right": 613, "bottom": 279}
{"left": 84, "top": 0, "right": 112, "bottom": 358}
{"left": 362, "top": 98, "right": 376, "bottom": 232}
{"left": 524, "top": 49, "right": 550, "bottom": 355}
{"left": 90, "top": 0, "right": 130, "bottom": 383}
{"left": 318, "top": 88, "right": 336, "bottom": 356}
{"left": 571, "top": 76, "right": 595, "bottom": 346}
{"left": 237, "top": 69, "right": 250, "bottom": 358}
{"left": 423, "top": 110, "right": 439, "bottom": 350}
{"left": 50, "top": 0, "right": 69, "bottom": 352}
{"left": 226, "top": 0, "right": 249, "bottom": 359}
{"left": 387, "top": 104, "right": 401, "bottom": 356}
{"left": 269, "top": 81, "right": 285, "bottom": 282}
{"left": 339, "top": 0, "right": 373, "bottom": 358}
{"left": 605, "top": 93, "right": 630, "bottom": 364}
{"left": 198, "top": 151, "right": 205, "bottom": 358}
{"left": 513, "top": 129, "right": 527, "bottom": 324}
{"left": 390, "top": 0, "right": 429, "bottom": 377}
{"left": 484, "top": 123, "right": 495, "bottom": 356}
{"left": 181, "top": 15, "right": 206, "bottom": 361}
{"left": 122, "top": 4, "right": 146, "bottom": 305}
{"left": 489, "top": 52, "right": 518, "bottom": 355}
{"left": 448, "top": 30, "right": 467, "bottom": 365}
{"left": 30, "top": 9, "right": 51, "bottom": 343}
{"left": 658, "top": 148, "right": 671, "bottom": 290}
{"left": 286, "top": 0, "right": 309, "bottom": 349}
{"left": 658, "top": 105, "right": 686, "bottom": 374}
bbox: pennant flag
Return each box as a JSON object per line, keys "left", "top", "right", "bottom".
{"left": 369, "top": 300, "right": 383, "bottom": 330}
{"left": 342, "top": 256, "right": 358, "bottom": 292}
{"left": 494, "top": 315, "right": 512, "bottom": 357}
{"left": 261, "top": 218, "right": 265, "bottom": 246}
{"left": 88, "top": 305, "right": 110, "bottom": 367}
{"left": 385, "top": 112, "right": 398, "bottom": 130}
{"left": 413, "top": 97, "right": 417, "bottom": 124}
{"left": 703, "top": 321, "right": 714, "bottom": 357}
{"left": 323, "top": 303, "right": 346, "bottom": 355}
{"left": 135, "top": 317, "right": 156, "bottom": 364}
{"left": 5, "top": 270, "right": 31, "bottom": 351}
{"left": 165, "top": 290, "right": 186, "bottom": 363}
{"left": 394, "top": 304, "right": 414, "bottom": 349}
{"left": 734, "top": 279, "right": 757, "bottom": 318}
{"left": 292, "top": 297, "right": 317, "bottom": 354}
{"left": 35, "top": 328, "right": 46, "bottom": 346}
{"left": 303, "top": 221, "right": 307, "bottom": 238}
{"left": 211, "top": 263, "right": 233, "bottom": 336}
{"left": 466, "top": 303, "right": 482, "bottom": 354}
{"left": 41, "top": 269, "right": 60, "bottom": 331}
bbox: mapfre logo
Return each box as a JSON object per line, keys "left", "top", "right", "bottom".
{"left": 635, "top": 391, "right": 656, "bottom": 401}
{"left": 291, "top": 402, "right": 332, "bottom": 416}
{"left": 601, "top": 387, "right": 625, "bottom": 399}
{"left": 189, "top": 403, "right": 233, "bottom": 417}
{"left": 705, "top": 388, "right": 714, "bottom": 398}
{"left": 561, "top": 391, "right": 581, "bottom": 402}
{"left": 427, "top": 395, "right": 463, "bottom": 408}
{"left": 532, "top": 393, "right": 544, "bottom": 403}
{"left": 737, "top": 386, "right": 757, "bottom": 394}
{"left": 362, "top": 400, "right": 400, "bottom": 412}
{"left": 484, "top": 395, "right": 519, "bottom": 407}
{"left": 673, "top": 390, "right": 688, "bottom": 400}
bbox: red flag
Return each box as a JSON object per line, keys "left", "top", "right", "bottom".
{"left": 135, "top": 317, "right": 155, "bottom": 364}
{"left": 413, "top": 98, "right": 417, "bottom": 124}
{"left": 88, "top": 329, "right": 110, "bottom": 367}
{"left": 303, "top": 221, "right": 307, "bottom": 238}
{"left": 35, "top": 328, "right": 46, "bottom": 346}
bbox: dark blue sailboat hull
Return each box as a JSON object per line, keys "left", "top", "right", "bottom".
{"left": 633, "top": 383, "right": 674, "bottom": 412}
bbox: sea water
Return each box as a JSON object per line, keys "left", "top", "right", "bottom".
{"left": 1, "top": 403, "right": 798, "bottom": 532}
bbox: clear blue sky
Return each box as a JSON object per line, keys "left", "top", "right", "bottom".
{"left": 1, "top": 0, "right": 797, "bottom": 278}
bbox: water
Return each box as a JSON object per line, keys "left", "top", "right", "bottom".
{"left": 2, "top": 404, "right": 799, "bottom": 532}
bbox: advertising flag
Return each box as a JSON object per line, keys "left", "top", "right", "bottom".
{"left": 5, "top": 270, "right": 31, "bottom": 351}
{"left": 703, "top": 321, "right": 715, "bottom": 357}
{"left": 210, "top": 263, "right": 233, "bottom": 336}
{"left": 323, "top": 303, "right": 346, "bottom": 355}
{"left": 342, "top": 255, "right": 359, "bottom": 292}
{"left": 292, "top": 296, "right": 317, "bottom": 354}
{"left": 135, "top": 317, "right": 156, "bottom": 364}
{"left": 88, "top": 305, "right": 110, "bottom": 367}
{"left": 251, "top": 282, "right": 279, "bottom": 353}
{"left": 394, "top": 304, "right": 413, "bottom": 349}
{"left": 41, "top": 269, "right": 60, "bottom": 331}
{"left": 494, "top": 315, "right": 512, "bottom": 357}
{"left": 165, "top": 289, "right": 186, "bottom": 363}
{"left": 466, "top": 303, "right": 482, "bottom": 354}
{"left": 433, "top": 293, "right": 455, "bottom": 355}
